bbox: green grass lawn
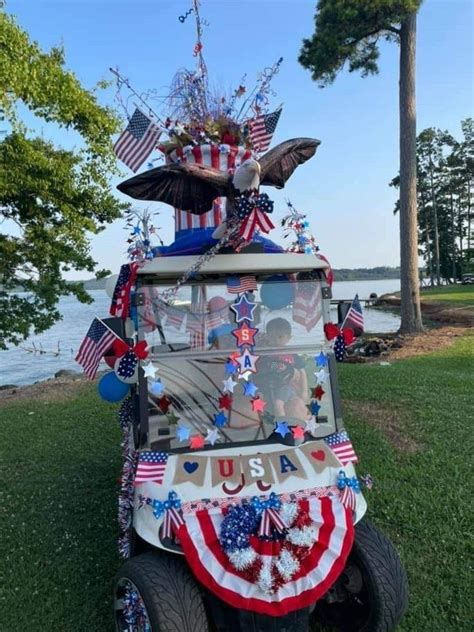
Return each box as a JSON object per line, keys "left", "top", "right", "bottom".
{"left": 1, "top": 335, "right": 473, "bottom": 631}
{"left": 420, "top": 283, "right": 474, "bottom": 306}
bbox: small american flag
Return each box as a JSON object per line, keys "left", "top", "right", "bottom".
{"left": 248, "top": 108, "right": 282, "bottom": 153}
{"left": 226, "top": 275, "right": 257, "bottom": 294}
{"left": 114, "top": 108, "right": 162, "bottom": 172}
{"left": 110, "top": 263, "right": 139, "bottom": 319}
{"left": 134, "top": 451, "right": 169, "bottom": 485}
{"left": 325, "top": 431, "right": 358, "bottom": 466}
{"left": 293, "top": 281, "right": 322, "bottom": 332}
{"left": 75, "top": 318, "right": 117, "bottom": 379}
{"left": 343, "top": 294, "right": 364, "bottom": 335}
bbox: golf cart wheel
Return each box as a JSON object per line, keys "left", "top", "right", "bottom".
{"left": 114, "top": 551, "right": 208, "bottom": 632}
{"left": 312, "top": 519, "right": 408, "bottom": 632}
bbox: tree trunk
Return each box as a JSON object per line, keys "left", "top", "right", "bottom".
{"left": 399, "top": 13, "right": 423, "bottom": 332}
{"left": 428, "top": 160, "right": 441, "bottom": 285}
{"left": 450, "top": 191, "right": 457, "bottom": 281}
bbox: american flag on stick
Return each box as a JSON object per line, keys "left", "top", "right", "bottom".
{"left": 325, "top": 431, "right": 358, "bottom": 466}
{"left": 134, "top": 452, "right": 169, "bottom": 485}
{"left": 110, "top": 263, "right": 139, "bottom": 319}
{"left": 75, "top": 318, "right": 118, "bottom": 379}
{"left": 113, "top": 108, "right": 162, "bottom": 172}
{"left": 342, "top": 294, "right": 364, "bottom": 335}
{"left": 248, "top": 108, "right": 282, "bottom": 153}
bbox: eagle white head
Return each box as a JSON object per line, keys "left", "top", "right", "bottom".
{"left": 232, "top": 159, "right": 261, "bottom": 193}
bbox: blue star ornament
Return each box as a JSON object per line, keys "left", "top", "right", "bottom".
{"left": 214, "top": 412, "right": 228, "bottom": 428}
{"left": 176, "top": 425, "right": 191, "bottom": 442}
{"left": 275, "top": 422, "right": 290, "bottom": 438}
{"left": 315, "top": 351, "right": 328, "bottom": 367}
{"left": 243, "top": 381, "right": 258, "bottom": 397}
{"left": 225, "top": 361, "right": 238, "bottom": 375}
{"left": 230, "top": 294, "right": 257, "bottom": 324}
{"left": 310, "top": 400, "right": 321, "bottom": 415}
{"left": 149, "top": 380, "right": 164, "bottom": 396}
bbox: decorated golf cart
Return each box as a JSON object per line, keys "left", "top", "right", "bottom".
{"left": 74, "top": 4, "right": 408, "bottom": 629}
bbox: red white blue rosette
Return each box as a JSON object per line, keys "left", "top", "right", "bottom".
{"left": 177, "top": 495, "right": 354, "bottom": 616}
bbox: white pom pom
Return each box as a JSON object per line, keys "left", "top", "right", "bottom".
{"left": 279, "top": 502, "right": 298, "bottom": 527}
{"left": 228, "top": 547, "right": 257, "bottom": 570}
{"left": 275, "top": 549, "right": 300, "bottom": 581}
{"left": 257, "top": 559, "right": 274, "bottom": 593}
{"left": 286, "top": 524, "right": 319, "bottom": 547}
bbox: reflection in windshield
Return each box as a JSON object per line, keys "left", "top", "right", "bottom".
{"left": 137, "top": 278, "right": 335, "bottom": 449}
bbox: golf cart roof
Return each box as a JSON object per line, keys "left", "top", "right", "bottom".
{"left": 137, "top": 253, "right": 329, "bottom": 278}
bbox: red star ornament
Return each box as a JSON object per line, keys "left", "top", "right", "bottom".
{"left": 218, "top": 394, "right": 233, "bottom": 410}
{"left": 251, "top": 398, "right": 266, "bottom": 413}
{"left": 292, "top": 425, "right": 305, "bottom": 440}
{"left": 158, "top": 395, "right": 172, "bottom": 413}
{"left": 313, "top": 385, "right": 325, "bottom": 400}
{"left": 232, "top": 322, "right": 258, "bottom": 348}
{"left": 189, "top": 435, "right": 205, "bottom": 450}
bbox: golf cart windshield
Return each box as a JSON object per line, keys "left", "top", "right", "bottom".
{"left": 136, "top": 274, "right": 340, "bottom": 451}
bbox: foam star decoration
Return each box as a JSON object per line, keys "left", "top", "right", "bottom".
{"left": 214, "top": 412, "right": 228, "bottom": 427}
{"left": 142, "top": 362, "right": 158, "bottom": 379}
{"left": 275, "top": 421, "right": 290, "bottom": 437}
{"left": 236, "top": 349, "right": 259, "bottom": 374}
{"left": 230, "top": 294, "right": 257, "bottom": 323}
{"left": 243, "top": 381, "right": 258, "bottom": 397}
{"left": 309, "top": 400, "right": 321, "bottom": 415}
{"left": 223, "top": 377, "right": 237, "bottom": 393}
{"left": 232, "top": 322, "right": 258, "bottom": 348}
{"left": 225, "top": 361, "right": 238, "bottom": 375}
{"left": 189, "top": 435, "right": 205, "bottom": 450}
{"left": 315, "top": 351, "right": 328, "bottom": 367}
{"left": 292, "top": 425, "right": 305, "bottom": 440}
{"left": 166, "top": 410, "right": 180, "bottom": 425}
{"left": 177, "top": 425, "right": 191, "bottom": 442}
{"left": 239, "top": 370, "right": 252, "bottom": 381}
{"left": 149, "top": 380, "right": 164, "bottom": 396}
{"left": 251, "top": 398, "right": 266, "bottom": 413}
{"left": 218, "top": 394, "right": 233, "bottom": 410}
{"left": 314, "top": 369, "right": 328, "bottom": 385}
{"left": 229, "top": 351, "right": 241, "bottom": 363}
{"left": 206, "top": 428, "right": 220, "bottom": 446}
{"left": 313, "top": 385, "right": 325, "bottom": 400}
{"left": 304, "top": 418, "right": 318, "bottom": 436}
{"left": 158, "top": 396, "right": 172, "bottom": 413}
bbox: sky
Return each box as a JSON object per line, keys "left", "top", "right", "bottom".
{"left": 4, "top": 0, "right": 474, "bottom": 278}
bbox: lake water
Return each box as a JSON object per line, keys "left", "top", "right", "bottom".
{"left": 0, "top": 279, "right": 400, "bottom": 387}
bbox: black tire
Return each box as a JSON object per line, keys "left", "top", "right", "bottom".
{"left": 312, "top": 519, "right": 408, "bottom": 632}
{"left": 114, "top": 551, "right": 208, "bottom": 632}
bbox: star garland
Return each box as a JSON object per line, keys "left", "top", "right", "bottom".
{"left": 117, "top": 397, "right": 138, "bottom": 559}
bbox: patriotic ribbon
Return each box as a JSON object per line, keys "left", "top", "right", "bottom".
{"left": 236, "top": 193, "right": 275, "bottom": 242}
{"left": 324, "top": 323, "right": 355, "bottom": 346}
{"left": 113, "top": 339, "right": 149, "bottom": 360}
{"left": 252, "top": 493, "right": 287, "bottom": 537}
{"left": 337, "top": 471, "right": 360, "bottom": 512}
{"left": 152, "top": 491, "right": 184, "bottom": 539}
{"left": 337, "top": 471, "right": 360, "bottom": 493}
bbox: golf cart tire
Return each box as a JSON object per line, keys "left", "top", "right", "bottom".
{"left": 353, "top": 520, "right": 408, "bottom": 630}
{"left": 115, "top": 551, "right": 208, "bottom": 632}
{"left": 313, "top": 519, "right": 408, "bottom": 631}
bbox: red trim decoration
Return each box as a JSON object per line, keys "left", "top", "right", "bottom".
{"left": 177, "top": 495, "right": 354, "bottom": 616}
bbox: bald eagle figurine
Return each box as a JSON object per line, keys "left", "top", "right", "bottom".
{"left": 117, "top": 137, "right": 320, "bottom": 235}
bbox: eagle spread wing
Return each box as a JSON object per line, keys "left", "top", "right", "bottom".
{"left": 116, "top": 162, "right": 230, "bottom": 214}
{"left": 259, "top": 138, "right": 321, "bottom": 188}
